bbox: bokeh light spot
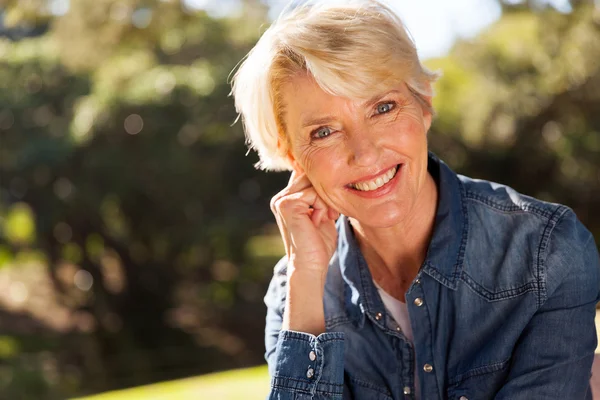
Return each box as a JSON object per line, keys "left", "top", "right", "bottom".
{"left": 74, "top": 270, "right": 93, "bottom": 291}
{"left": 155, "top": 71, "right": 176, "bottom": 95}
{"left": 124, "top": 114, "right": 144, "bottom": 135}
{"left": 53, "top": 177, "right": 74, "bottom": 200}
{"left": 132, "top": 8, "right": 153, "bottom": 29}
{"left": 110, "top": 3, "right": 131, "bottom": 22}
{"left": 177, "top": 124, "right": 201, "bottom": 146}
{"left": 53, "top": 222, "right": 73, "bottom": 244}
{"left": 9, "top": 282, "right": 29, "bottom": 305}
{"left": 4, "top": 203, "right": 36, "bottom": 245}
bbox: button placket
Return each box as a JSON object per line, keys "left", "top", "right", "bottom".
{"left": 306, "top": 345, "right": 318, "bottom": 379}
{"left": 306, "top": 367, "right": 314, "bottom": 379}
{"left": 408, "top": 280, "right": 436, "bottom": 398}
{"left": 307, "top": 339, "right": 324, "bottom": 382}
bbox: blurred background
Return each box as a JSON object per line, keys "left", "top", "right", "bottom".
{"left": 0, "top": 0, "right": 598, "bottom": 399}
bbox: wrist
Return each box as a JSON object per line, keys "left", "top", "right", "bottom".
{"left": 282, "top": 268, "right": 327, "bottom": 335}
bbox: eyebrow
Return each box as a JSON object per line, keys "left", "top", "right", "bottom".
{"left": 301, "top": 115, "right": 337, "bottom": 129}
{"left": 363, "top": 89, "right": 400, "bottom": 108}
{"left": 299, "top": 90, "right": 401, "bottom": 129}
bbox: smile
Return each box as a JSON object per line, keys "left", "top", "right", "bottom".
{"left": 349, "top": 165, "right": 400, "bottom": 192}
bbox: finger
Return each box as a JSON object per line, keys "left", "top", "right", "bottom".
{"left": 288, "top": 169, "right": 296, "bottom": 185}
{"left": 270, "top": 172, "right": 311, "bottom": 214}
{"left": 309, "top": 192, "right": 329, "bottom": 226}
{"left": 272, "top": 173, "right": 312, "bottom": 212}
{"left": 271, "top": 210, "right": 292, "bottom": 257}
{"left": 327, "top": 208, "right": 340, "bottom": 221}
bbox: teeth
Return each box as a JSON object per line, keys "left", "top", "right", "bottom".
{"left": 351, "top": 166, "right": 398, "bottom": 191}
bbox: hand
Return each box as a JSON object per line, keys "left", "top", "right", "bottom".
{"left": 270, "top": 167, "right": 339, "bottom": 335}
{"left": 270, "top": 169, "right": 339, "bottom": 275}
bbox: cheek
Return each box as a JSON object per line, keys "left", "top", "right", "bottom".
{"left": 296, "top": 142, "right": 342, "bottom": 177}
{"left": 387, "top": 115, "right": 428, "bottom": 149}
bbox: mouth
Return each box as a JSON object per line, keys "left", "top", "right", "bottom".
{"left": 347, "top": 164, "right": 401, "bottom": 192}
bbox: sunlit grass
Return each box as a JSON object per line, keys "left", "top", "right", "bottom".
{"left": 73, "top": 365, "right": 270, "bottom": 400}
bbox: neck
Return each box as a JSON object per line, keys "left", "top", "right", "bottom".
{"left": 349, "top": 172, "right": 438, "bottom": 294}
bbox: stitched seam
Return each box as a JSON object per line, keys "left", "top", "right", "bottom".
{"left": 448, "top": 358, "right": 510, "bottom": 385}
{"left": 346, "top": 375, "right": 393, "bottom": 397}
{"left": 325, "top": 316, "right": 350, "bottom": 329}
{"left": 326, "top": 320, "right": 350, "bottom": 330}
{"left": 460, "top": 271, "right": 539, "bottom": 301}
{"left": 535, "top": 205, "right": 568, "bottom": 308}
{"left": 454, "top": 178, "right": 469, "bottom": 282}
{"left": 465, "top": 192, "right": 555, "bottom": 219}
{"left": 271, "top": 382, "right": 343, "bottom": 396}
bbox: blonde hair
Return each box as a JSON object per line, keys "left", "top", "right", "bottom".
{"left": 231, "top": 0, "right": 440, "bottom": 171}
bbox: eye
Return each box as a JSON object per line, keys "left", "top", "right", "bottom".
{"left": 375, "top": 101, "right": 395, "bottom": 114}
{"left": 312, "top": 126, "right": 333, "bottom": 139}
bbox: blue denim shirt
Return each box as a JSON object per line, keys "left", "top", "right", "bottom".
{"left": 264, "top": 153, "right": 600, "bottom": 400}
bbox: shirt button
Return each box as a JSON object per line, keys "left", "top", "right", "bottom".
{"left": 415, "top": 278, "right": 421, "bottom": 284}
{"left": 306, "top": 367, "right": 314, "bottom": 379}
{"left": 414, "top": 297, "right": 424, "bottom": 307}
{"left": 423, "top": 363, "right": 433, "bottom": 373}
{"left": 375, "top": 312, "right": 383, "bottom": 320}
{"left": 309, "top": 351, "right": 316, "bottom": 361}
{"left": 396, "top": 326, "right": 401, "bottom": 332}
{"left": 403, "top": 386, "right": 411, "bottom": 395}
{"left": 459, "top": 397, "right": 468, "bottom": 400}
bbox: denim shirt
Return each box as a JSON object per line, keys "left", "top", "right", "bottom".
{"left": 263, "top": 153, "right": 600, "bottom": 400}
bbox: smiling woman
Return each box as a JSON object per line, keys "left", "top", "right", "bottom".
{"left": 230, "top": 1, "right": 600, "bottom": 399}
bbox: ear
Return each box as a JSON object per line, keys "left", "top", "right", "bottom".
{"left": 285, "top": 150, "right": 305, "bottom": 175}
{"left": 420, "top": 84, "right": 434, "bottom": 132}
{"left": 423, "top": 95, "right": 433, "bottom": 132}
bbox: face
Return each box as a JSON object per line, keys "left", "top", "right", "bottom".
{"left": 281, "top": 73, "right": 433, "bottom": 228}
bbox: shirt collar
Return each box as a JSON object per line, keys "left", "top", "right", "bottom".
{"left": 335, "top": 152, "right": 468, "bottom": 319}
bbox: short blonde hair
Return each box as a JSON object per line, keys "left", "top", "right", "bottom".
{"left": 231, "top": 0, "right": 440, "bottom": 171}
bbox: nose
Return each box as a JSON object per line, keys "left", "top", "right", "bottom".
{"left": 347, "top": 130, "right": 380, "bottom": 167}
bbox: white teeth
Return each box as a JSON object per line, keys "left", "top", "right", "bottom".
{"left": 351, "top": 166, "right": 398, "bottom": 192}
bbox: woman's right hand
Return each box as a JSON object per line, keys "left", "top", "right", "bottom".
{"left": 270, "top": 169, "right": 339, "bottom": 335}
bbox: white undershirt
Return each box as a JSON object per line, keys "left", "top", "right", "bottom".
{"left": 373, "top": 281, "right": 420, "bottom": 399}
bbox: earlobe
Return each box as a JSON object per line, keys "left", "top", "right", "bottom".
{"left": 285, "top": 150, "right": 304, "bottom": 175}
{"left": 421, "top": 93, "right": 433, "bottom": 132}
{"left": 423, "top": 108, "right": 433, "bottom": 132}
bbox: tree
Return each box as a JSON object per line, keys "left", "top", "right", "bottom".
{"left": 428, "top": 2, "right": 600, "bottom": 240}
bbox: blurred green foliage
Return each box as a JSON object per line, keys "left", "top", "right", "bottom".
{"left": 0, "top": 0, "right": 598, "bottom": 399}
{"left": 427, "top": 3, "right": 600, "bottom": 239}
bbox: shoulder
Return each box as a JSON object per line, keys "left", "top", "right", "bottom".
{"left": 458, "top": 174, "right": 599, "bottom": 301}
{"left": 459, "top": 174, "right": 564, "bottom": 221}
{"left": 543, "top": 206, "right": 600, "bottom": 299}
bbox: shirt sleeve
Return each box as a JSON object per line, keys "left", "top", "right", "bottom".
{"left": 264, "top": 258, "right": 346, "bottom": 399}
{"left": 495, "top": 208, "right": 600, "bottom": 399}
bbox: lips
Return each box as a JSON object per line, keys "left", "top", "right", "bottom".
{"left": 348, "top": 165, "right": 400, "bottom": 192}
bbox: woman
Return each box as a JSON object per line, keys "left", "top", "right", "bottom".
{"left": 231, "top": 1, "right": 600, "bottom": 399}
